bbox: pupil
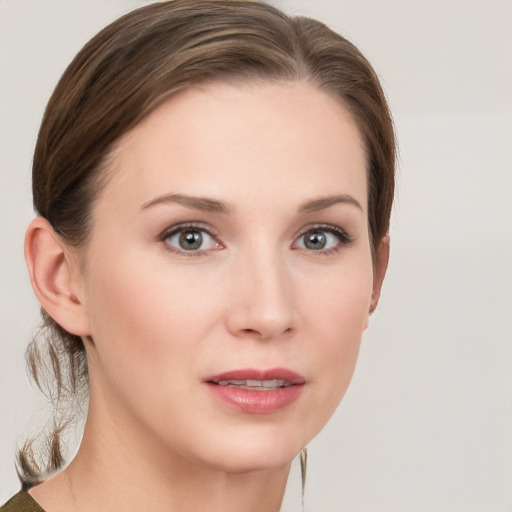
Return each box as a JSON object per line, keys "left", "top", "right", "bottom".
{"left": 305, "top": 232, "right": 326, "bottom": 250}
{"left": 179, "top": 231, "right": 202, "bottom": 250}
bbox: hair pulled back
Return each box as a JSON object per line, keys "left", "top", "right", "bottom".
{"left": 19, "top": 0, "right": 395, "bottom": 483}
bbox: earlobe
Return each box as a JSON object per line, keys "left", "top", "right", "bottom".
{"left": 24, "top": 217, "right": 90, "bottom": 337}
{"left": 369, "top": 234, "right": 390, "bottom": 316}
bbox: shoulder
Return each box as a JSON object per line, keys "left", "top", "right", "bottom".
{"left": 0, "top": 491, "right": 46, "bottom": 512}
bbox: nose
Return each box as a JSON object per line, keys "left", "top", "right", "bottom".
{"left": 226, "top": 249, "right": 298, "bottom": 341}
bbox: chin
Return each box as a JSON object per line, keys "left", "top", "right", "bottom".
{"left": 208, "top": 449, "right": 296, "bottom": 475}
{"left": 187, "top": 427, "right": 305, "bottom": 474}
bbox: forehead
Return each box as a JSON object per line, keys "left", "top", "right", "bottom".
{"left": 101, "top": 81, "right": 368, "bottom": 213}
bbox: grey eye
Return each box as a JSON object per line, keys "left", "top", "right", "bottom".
{"left": 179, "top": 230, "right": 203, "bottom": 250}
{"left": 302, "top": 232, "right": 327, "bottom": 250}
{"left": 166, "top": 229, "right": 218, "bottom": 252}
{"left": 296, "top": 229, "right": 345, "bottom": 251}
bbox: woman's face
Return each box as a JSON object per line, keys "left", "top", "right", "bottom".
{"left": 77, "top": 81, "right": 376, "bottom": 472}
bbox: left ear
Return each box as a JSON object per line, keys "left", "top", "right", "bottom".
{"left": 369, "top": 234, "right": 390, "bottom": 315}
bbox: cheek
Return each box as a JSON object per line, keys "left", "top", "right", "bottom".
{"left": 297, "top": 257, "right": 373, "bottom": 425}
{"left": 298, "top": 254, "right": 373, "bottom": 347}
{"left": 83, "top": 246, "right": 221, "bottom": 397}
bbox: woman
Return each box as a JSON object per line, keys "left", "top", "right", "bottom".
{"left": 1, "top": 1, "right": 394, "bottom": 511}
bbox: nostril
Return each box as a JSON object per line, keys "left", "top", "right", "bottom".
{"left": 240, "top": 326, "right": 294, "bottom": 339}
{"left": 242, "top": 328, "right": 260, "bottom": 335}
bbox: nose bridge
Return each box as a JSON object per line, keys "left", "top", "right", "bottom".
{"left": 228, "top": 239, "right": 296, "bottom": 339}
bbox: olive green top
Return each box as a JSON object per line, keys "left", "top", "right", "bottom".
{"left": 0, "top": 492, "right": 45, "bottom": 512}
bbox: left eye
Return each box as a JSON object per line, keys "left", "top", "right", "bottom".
{"left": 165, "top": 228, "right": 219, "bottom": 252}
{"left": 295, "top": 229, "right": 345, "bottom": 251}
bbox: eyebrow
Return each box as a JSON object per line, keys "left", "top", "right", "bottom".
{"left": 298, "top": 194, "right": 363, "bottom": 213}
{"left": 140, "top": 193, "right": 231, "bottom": 214}
{"left": 141, "top": 192, "right": 363, "bottom": 215}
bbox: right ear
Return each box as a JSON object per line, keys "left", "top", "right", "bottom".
{"left": 24, "top": 217, "right": 91, "bottom": 337}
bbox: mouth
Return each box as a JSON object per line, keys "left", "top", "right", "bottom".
{"left": 205, "top": 368, "right": 306, "bottom": 414}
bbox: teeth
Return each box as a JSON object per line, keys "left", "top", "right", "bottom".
{"left": 220, "top": 379, "right": 245, "bottom": 386}
{"left": 217, "top": 379, "right": 291, "bottom": 389}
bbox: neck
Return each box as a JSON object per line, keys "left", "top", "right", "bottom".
{"left": 65, "top": 436, "right": 290, "bottom": 512}
{"left": 30, "top": 386, "right": 291, "bottom": 512}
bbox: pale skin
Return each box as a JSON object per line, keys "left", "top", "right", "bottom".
{"left": 24, "top": 81, "right": 389, "bottom": 512}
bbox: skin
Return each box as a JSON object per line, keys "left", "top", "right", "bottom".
{"left": 25, "top": 81, "right": 388, "bottom": 512}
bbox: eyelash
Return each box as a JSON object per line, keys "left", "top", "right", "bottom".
{"left": 158, "top": 222, "right": 353, "bottom": 257}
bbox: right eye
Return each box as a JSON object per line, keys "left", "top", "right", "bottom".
{"left": 162, "top": 225, "right": 222, "bottom": 255}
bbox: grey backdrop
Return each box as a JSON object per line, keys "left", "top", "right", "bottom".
{"left": 1, "top": 0, "right": 511, "bottom": 510}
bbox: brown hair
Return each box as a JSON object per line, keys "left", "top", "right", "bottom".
{"left": 19, "top": 0, "right": 395, "bottom": 483}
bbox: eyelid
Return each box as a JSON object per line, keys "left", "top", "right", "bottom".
{"left": 159, "top": 221, "right": 218, "bottom": 239}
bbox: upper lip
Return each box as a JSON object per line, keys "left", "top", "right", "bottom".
{"left": 206, "top": 368, "right": 306, "bottom": 385}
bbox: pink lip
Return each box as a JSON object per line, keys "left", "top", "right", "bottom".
{"left": 205, "top": 368, "right": 306, "bottom": 414}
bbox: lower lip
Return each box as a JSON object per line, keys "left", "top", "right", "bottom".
{"left": 206, "top": 383, "right": 305, "bottom": 414}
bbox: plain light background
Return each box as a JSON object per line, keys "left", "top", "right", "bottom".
{"left": 1, "top": 0, "right": 511, "bottom": 510}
